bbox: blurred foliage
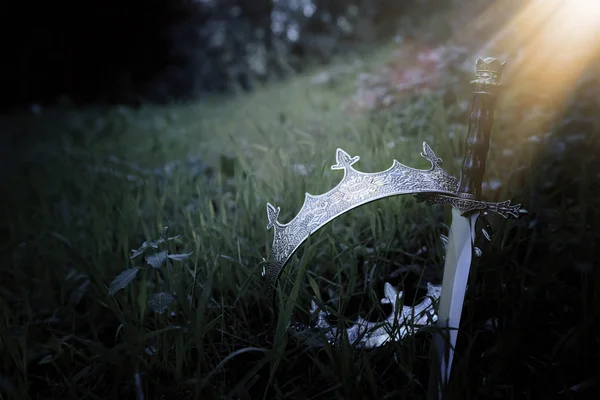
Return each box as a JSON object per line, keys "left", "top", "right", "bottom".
{"left": 4, "top": 0, "right": 452, "bottom": 111}
{"left": 154, "top": 0, "right": 454, "bottom": 99}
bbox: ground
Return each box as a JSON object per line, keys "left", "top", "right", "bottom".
{"left": 2, "top": 12, "right": 600, "bottom": 398}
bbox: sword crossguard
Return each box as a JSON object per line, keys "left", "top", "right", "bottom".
{"left": 414, "top": 193, "right": 521, "bottom": 219}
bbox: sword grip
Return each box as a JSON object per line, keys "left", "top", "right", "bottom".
{"left": 458, "top": 58, "right": 506, "bottom": 198}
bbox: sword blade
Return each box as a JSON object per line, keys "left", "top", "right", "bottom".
{"left": 428, "top": 57, "right": 506, "bottom": 399}
{"left": 429, "top": 208, "right": 478, "bottom": 399}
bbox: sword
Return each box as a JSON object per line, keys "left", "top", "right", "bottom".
{"left": 427, "top": 57, "right": 507, "bottom": 399}
{"left": 262, "top": 56, "right": 519, "bottom": 386}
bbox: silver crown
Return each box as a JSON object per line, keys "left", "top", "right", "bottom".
{"left": 264, "top": 143, "right": 520, "bottom": 296}
{"left": 305, "top": 282, "right": 442, "bottom": 348}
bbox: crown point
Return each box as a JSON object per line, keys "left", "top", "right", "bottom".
{"left": 266, "top": 203, "right": 280, "bottom": 230}
{"left": 332, "top": 148, "right": 359, "bottom": 170}
{"left": 336, "top": 148, "right": 350, "bottom": 159}
{"left": 421, "top": 142, "right": 442, "bottom": 165}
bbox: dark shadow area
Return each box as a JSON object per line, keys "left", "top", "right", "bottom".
{"left": 1, "top": 0, "right": 448, "bottom": 113}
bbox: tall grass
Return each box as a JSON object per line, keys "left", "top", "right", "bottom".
{"left": 2, "top": 48, "right": 599, "bottom": 399}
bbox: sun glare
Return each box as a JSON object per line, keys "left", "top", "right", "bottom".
{"left": 461, "top": 0, "right": 600, "bottom": 112}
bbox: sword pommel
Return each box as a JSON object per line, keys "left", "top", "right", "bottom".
{"left": 472, "top": 57, "right": 506, "bottom": 94}
{"left": 458, "top": 58, "right": 506, "bottom": 198}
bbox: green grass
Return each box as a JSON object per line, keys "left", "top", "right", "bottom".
{"left": 2, "top": 46, "right": 600, "bottom": 400}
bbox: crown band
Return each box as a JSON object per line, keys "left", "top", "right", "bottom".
{"left": 264, "top": 144, "right": 520, "bottom": 299}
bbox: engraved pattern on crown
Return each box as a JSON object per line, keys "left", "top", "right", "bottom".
{"left": 265, "top": 143, "right": 460, "bottom": 290}
{"left": 264, "top": 143, "right": 521, "bottom": 294}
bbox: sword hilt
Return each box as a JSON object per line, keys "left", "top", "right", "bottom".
{"left": 458, "top": 58, "right": 507, "bottom": 199}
